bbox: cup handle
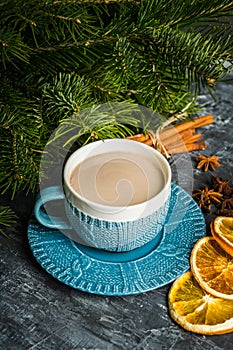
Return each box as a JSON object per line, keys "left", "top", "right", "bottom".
{"left": 34, "top": 186, "right": 71, "bottom": 230}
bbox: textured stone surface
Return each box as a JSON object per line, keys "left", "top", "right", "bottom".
{"left": 0, "top": 73, "right": 233, "bottom": 349}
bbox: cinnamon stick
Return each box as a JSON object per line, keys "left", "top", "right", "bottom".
{"left": 161, "top": 129, "right": 195, "bottom": 147}
{"left": 164, "top": 134, "right": 202, "bottom": 149}
{"left": 184, "top": 134, "right": 202, "bottom": 144}
{"left": 166, "top": 142, "right": 207, "bottom": 154}
{"left": 160, "top": 115, "right": 214, "bottom": 140}
{"left": 143, "top": 138, "right": 153, "bottom": 146}
{"left": 126, "top": 133, "right": 149, "bottom": 142}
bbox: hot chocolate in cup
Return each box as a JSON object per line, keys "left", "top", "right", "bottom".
{"left": 34, "top": 139, "right": 171, "bottom": 252}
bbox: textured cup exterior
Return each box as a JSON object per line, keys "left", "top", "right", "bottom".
{"left": 65, "top": 189, "right": 171, "bottom": 252}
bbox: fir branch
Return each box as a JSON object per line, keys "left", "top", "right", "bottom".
{"left": 0, "top": 129, "right": 42, "bottom": 196}
{"left": 138, "top": 0, "right": 233, "bottom": 28}
{"left": 12, "top": 132, "right": 22, "bottom": 182}
{"left": 0, "top": 28, "right": 30, "bottom": 69}
{"left": 0, "top": 205, "right": 17, "bottom": 237}
{"left": 32, "top": 37, "right": 115, "bottom": 53}
{"left": 50, "top": 102, "right": 143, "bottom": 147}
{"left": 149, "top": 27, "right": 232, "bottom": 85}
{"left": 41, "top": 73, "right": 96, "bottom": 119}
{"left": 0, "top": 102, "right": 45, "bottom": 195}
{"left": 38, "top": 10, "right": 82, "bottom": 24}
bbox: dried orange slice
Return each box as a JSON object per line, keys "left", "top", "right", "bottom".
{"left": 211, "top": 216, "right": 233, "bottom": 257}
{"left": 190, "top": 236, "right": 233, "bottom": 300}
{"left": 168, "top": 270, "right": 233, "bottom": 335}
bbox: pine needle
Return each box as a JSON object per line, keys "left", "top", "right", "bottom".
{"left": 0, "top": 206, "right": 17, "bottom": 237}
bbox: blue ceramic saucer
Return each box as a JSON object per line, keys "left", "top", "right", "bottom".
{"left": 28, "top": 183, "right": 206, "bottom": 296}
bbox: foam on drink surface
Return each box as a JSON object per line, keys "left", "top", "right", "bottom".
{"left": 70, "top": 151, "right": 164, "bottom": 206}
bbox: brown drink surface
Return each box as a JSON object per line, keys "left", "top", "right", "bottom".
{"left": 70, "top": 151, "right": 165, "bottom": 206}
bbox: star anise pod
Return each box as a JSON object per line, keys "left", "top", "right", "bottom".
{"left": 193, "top": 196, "right": 211, "bottom": 212}
{"left": 192, "top": 186, "right": 223, "bottom": 212}
{"left": 211, "top": 175, "right": 232, "bottom": 196}
{"left": 208, "top": 189, "right": 223, "bottom": 205}
{"left": 196, "top": 155, "right": 221, "bottom": 172}
{"left": 221, "top": 197, "right": 233, "bottom": 210}
{"left": 216, "top": 209, "right": 233, "bottom": 217}
{"left": 192, "top": 187, "right": 210, "bottom": 212}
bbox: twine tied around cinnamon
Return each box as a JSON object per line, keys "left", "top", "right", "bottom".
{"left": 147, "top": 116, "right": 179, "bottom": 158}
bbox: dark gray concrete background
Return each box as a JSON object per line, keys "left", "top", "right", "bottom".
{"left": 0, "top": 72, "right": 233, "bottom": 349}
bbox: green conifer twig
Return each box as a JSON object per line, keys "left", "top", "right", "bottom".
{"left": 0, "top": 206, "right": 17, "bottom": 237}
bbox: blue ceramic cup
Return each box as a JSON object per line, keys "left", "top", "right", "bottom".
{"left": 34, "top": 139, "right": 171, "bottom": 252}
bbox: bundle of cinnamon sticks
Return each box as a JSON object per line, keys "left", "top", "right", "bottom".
{"left": 125, "top": 114, "right": 214, "bottom": 155}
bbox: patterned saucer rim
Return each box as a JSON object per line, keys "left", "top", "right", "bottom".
{"left": 28, "top": 183, "right": 206, "bottom": 296}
